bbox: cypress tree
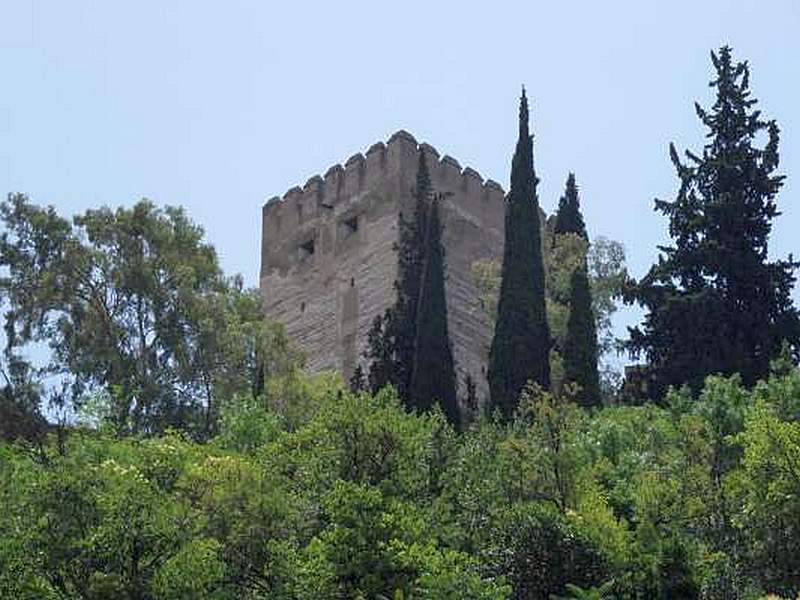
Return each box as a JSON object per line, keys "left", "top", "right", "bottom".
{"left": 555, "top": 172, "right": 600, "bottom": 406}
{"left": 488, "top": 88, "right": 551, "bottom": 419}
{"left": 553, "top": 173, "right": 587, "bottom": 240}
{"left": 626, "top": 46, "right": 800, "bottom": 398}
{"left": 366, "top": 152, "right": 431, "bottom": 398}
{"left": 563, "top": 264, "right": 601, "bottom": 407}
{"left": 364, "top": 150, "right": 460, "bottom": 426}
{"left": 365, "top": 308, "right": 398, "bottom": 394}
{"left": 393, "top": 151, "right": 431, "bottom": 404}
{"left": 408, "top": 193, "right": 459, "bottom": 428}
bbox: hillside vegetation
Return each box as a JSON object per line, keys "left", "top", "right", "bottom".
{"left": 2, "top": 366, "right": 800, "bottom": 598}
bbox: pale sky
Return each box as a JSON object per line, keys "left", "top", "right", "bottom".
{"left": 2, "top": 1, "right": 799, "bottom": 355}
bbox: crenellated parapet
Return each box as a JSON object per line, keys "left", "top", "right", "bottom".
{"left": 261, "top": 130, "right": 506, "bottom": 250}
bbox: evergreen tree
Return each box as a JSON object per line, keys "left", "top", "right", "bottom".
{"left": 393, "top": 151, "right": 431, "bottom": 404}
{"left": 626, "top": 47, "right": 800, "bottom": 398}
{"left": 563, "top": 265, "right": 601, "bottom": 408}
{"left": 365, "top": 308, "right": 398, "bottom": 394}
{"left": 349, "top": 364, "right": 366, "bottom": 393}
{"left": 488, "top": 88, "right": 551, "bottom": 419}
{"left": 554, "top": 172, "right": 600, "bottom": 406}
{"left": 408, "top": 193, "right": 459, "bottom": 428}
{"left": 554, "top": 173, "right": 587, "bottom": 240}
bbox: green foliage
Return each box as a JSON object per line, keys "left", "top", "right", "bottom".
{"left": 473, "top": 234, "right": 627, "bottom": 396}
{"left": 409, "top": 194, "right": 459, "bottom": 428}
{"left": 0, "top": 433, "right": 202, "bottom": 598}
{"left": 394, "top": 150, "right": 432, "bottom": 402}
{"left": 732, "top": 399, "right": 800, "bottom": 596}
{"left": 0, "top": 195, "right": 269, "bottom": 437}
{"left": 488, "top": 88, "right": 552, "bottom": 419}
{"left": 550, "top": 581, "right": 615, "bottom": 600}
{"left": 488, "top": 502, "right": 610, "bottom": 599}
{"left": 563, "top": 265, "right": 601, "bottom": 408}
{"left": 514, "top": 385, "right": 587, "bottom": 512}
{"left": 365, "top": 307, "right": 400, "bottom": 394}
{"left": 3, "top": 369, "right": 800, "bottom": 597}
{"left": 586, "top": 237, "right": 627, "bottom": 363}
{"left": 0, "top": 354, "right": 45, "bottom": 443}
{"left": 553, "top": 173, "right": 587, "bottom": 240}
{"left": 216, "top": 395, "right": 283, "bottom": 454}
{"left": 625, "top": 46, "right": 800, "bottom": 399}
{"left": 153, "top": 538, "right": 225, "bottom": 599}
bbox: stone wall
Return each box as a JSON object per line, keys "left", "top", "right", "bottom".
{"left": 260, "top": 130, "right": 505, "bottom": 404}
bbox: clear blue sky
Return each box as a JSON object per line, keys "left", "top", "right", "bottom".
{"left": 2, "top": 1, "right": 799, "bottom": 348}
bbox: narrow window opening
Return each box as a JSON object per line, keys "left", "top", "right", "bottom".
{"left": 300, "top": 301, "right": 306, "bottom": 313}
{"left": 298, "top": 238, "right": 315, "bottom": 260}
{"left": 350, "top": 277, "right": 355, "bottom": 287}
{"left": 338, "top": 215, "right": 359, "bottom": 240}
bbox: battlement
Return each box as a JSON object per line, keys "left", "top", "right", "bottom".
{"left": 262, "top": 130, "right": 505, "bottom": 240}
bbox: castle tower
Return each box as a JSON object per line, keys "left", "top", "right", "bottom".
{"left": 259, "top": 130, "right": 505, "bottom": 401}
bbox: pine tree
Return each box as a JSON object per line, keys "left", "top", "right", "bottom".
{"left": 626, "top": 46, "right": 800, "bottom": 398}
{"left": 488, "top": 88, "right": 551, "bottom": 420}
{"left": 408, "top": 193, "right": 459, "bottom": 428}
{"left": 563, "top": 265, "right": 601, "bottom": 408}
{"left": 553, "top": 173, "right": 587, "bottom": 240}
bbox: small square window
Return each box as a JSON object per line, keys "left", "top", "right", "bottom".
{"left": 338, "top": 215, "right": 358, "bottom": 240}
{"left": 299, "top": 238, "right": 315, "bottom": 260}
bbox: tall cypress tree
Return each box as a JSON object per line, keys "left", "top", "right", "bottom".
{"left": 626, "top": 46, "right": 800, "bottom": 398}
{"left": 488, "top": 88, "right": 551, "bottom": 419}
{"left": 408, "top": 193, "right": 459, "bottom": 427}
{"left": 554, "top": 172, "right": 600, "bottom": 406}
{"left": 365, "top": 150, "right": 459, "bottom": 426}
{"left": 367, "top": 152, "right": 430, "bottom": 399}
{"left": 393, "top": 151, "right": 431, "bottom": 404}
{"left": 563, "top": 265, "right": 601, "bottom": 407}
{"left": 554, "top": 173, "right": 587, "bottom": 240}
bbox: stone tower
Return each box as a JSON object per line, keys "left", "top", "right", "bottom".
{"left": 259, "top": 130, "right": 505, "bottom": 400}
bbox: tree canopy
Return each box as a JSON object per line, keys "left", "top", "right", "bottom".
{"left": 625, "top": 46, "right": 800, "bottom": 399}
{"left": 488, "top": 88, "right": 552, "bottom": 419}
{"left": 0, "top": 195, "right": 268, "bottom": 437}
{"left": 2, "top": 358, "right": 799, "bottom": 598}
{"left": 554, "top": 173, "right": 587, "bottom": 240}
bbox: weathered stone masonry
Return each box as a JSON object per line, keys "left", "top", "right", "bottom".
{"left": 259, "top": 130, "right": 505, "bottom": 401}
